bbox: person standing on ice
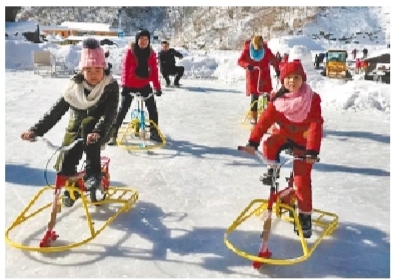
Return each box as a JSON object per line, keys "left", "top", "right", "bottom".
{"left": 238, "top": 35, "right": 280, "bottom": 125}
{"left": 20, "top": 38, "right": 119, "bottom": 207}
{"left": 242, "top": 59, "right": 323, "bottom": 239}
{"left": 108, "top": 29, "right": 163, "bottom": 145}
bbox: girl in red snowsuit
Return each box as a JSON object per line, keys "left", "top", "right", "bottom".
{"left": 243, "top": 59, "right": 323, "bottom": 238}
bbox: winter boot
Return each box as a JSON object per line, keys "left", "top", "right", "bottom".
{"left": 295, "top": 213, "right": 312, "bottom": 239}
{"left": 107, "top": 137, "right": 117, "bottom": 146}
{"left": 107, "top": 127, "right": 118, "bottom": 146}
{"left": 250, "top": 111, "right": 258, "bottom": 125}
{"left": 174, "top": 76, "right": 181, "bottom": 87}
{"left": 84, "top": 173, "right": 102, "bottom": 192}
{"left": 150, "top": 128, "right": 163, "bottom": 143}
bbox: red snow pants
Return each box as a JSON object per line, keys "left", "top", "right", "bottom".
{"left": 263, "top": 134, "right": 313, "bottom": 213}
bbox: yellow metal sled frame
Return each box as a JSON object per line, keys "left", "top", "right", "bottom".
{"left": 5, "top": 185, "right": 139, "bottom": 253}
{"left": 224, "top": 199, "right": 339, "bottom": 265}
{"left": 116, "top": 119, "right": 166, "bottom": 151}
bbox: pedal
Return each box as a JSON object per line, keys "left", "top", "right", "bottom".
{"left": 259, "top": 175, "right": 274, "bottom": 186}
{"left": 62, "top": 190, "right": 80, "bottom": 207}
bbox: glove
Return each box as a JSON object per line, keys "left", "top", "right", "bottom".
{"left": 247, "top": 65, "right": 254, "bottom": 71}
{"left": 247, "top": 141, "right": 259, "bottom": 149}
{"left": 305, "top": 150, "right": 319, "bottom": 164}
{"left": 155, "top": 90, "right": 162, "bottom": 97}
{"left": 305, "top": 150, "right": 318, "bottom": 158}
{"left": 275, "top": 69, "right": 280, "bottom": 78}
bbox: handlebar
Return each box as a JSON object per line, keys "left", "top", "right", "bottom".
{"left": 130, "top": 92, "right": 155, "bottom": 101}
{"left": 38, "top": 137, "right": 83, "bottom": 152}
{"left": 252, "top": 66, "right": 271, "bottom": 96}
{"left": 237, "top": 145, "right": 320, "bottom": 166}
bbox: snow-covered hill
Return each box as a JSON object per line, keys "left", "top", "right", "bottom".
{"left": 13, "top": 6, "right": 390, "bottom": 50}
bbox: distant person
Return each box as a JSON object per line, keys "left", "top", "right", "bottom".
{"left": 108, "top": 29, "right": 163, "bottom": 145}
{"left": 314, "top": 54, "right": 320, "bottom": 69}
{"left": 351, "top": 48, "right": 357, "bottom": 59}
{"left": 237, "top": 35, "right": 280, "bottom": 125}
{"left": 362, "top": 48, "right": 368, "bottom": 59}
{"left": 158, "top": 41, "right": 184, "bottom": 87}
{"left": 355, "top": 58, "right": 361, "bottom": 74}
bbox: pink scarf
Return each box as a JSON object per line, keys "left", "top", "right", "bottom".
{"left": 273, "top": 83, "right": 314, "bottom": 123}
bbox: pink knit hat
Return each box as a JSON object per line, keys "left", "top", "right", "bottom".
{"left": 78, "top": 38, "right": 106, "bottom": 70}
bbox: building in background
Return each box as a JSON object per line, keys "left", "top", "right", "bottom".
{"left": 40, "top": 21, "right": 119, "bottom": 44}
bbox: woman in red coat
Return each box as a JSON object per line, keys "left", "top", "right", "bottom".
{"left": 238, "top": 35, "right": 280, "bottom": 124}
{"left": 108, "top": 30, "right": 163, "bottom": 144}
{"left": 242, "top": 59, "right": 323, "bottom": 239}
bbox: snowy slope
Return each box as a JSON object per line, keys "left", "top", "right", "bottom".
{"left": 11, "top": 6, "right": 390, "bottom": 50}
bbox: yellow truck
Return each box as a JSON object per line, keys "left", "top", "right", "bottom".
{"left": 321, "top": 49, "right": 352, "bottom": 80}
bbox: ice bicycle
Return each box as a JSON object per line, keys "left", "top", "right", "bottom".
{"left": 224, "top": 144, "right": 339, "bottom": 269}
{"left": 242, "top": 66, "right": 280, "bottom": 130}
{"left": 116, "top": 92, "right": 166, "bottom": 151}
{"left": 5, "top": 137, "right": 139, "bottom": 252}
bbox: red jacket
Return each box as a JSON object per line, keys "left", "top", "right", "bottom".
{"left": 249, "top": 92, "right": 323, "bottom": 153}
{"left": 238, "top": 40, "right": 279, "bottom": 96}
{"left": 121, "top": 43, "right": 161, "bottom": 90}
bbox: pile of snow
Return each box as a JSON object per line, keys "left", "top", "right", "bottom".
{"left": 317, "top": 79, "right": 390, "bottom": 113}
{"left": 4, "top": 38, "right": 221, "bottom": 79}
{"left": 5, "top": 40, "right": 58, "bottom": 70}
{"left": 178, "top": 56, "right": 218, "bottom": 79}
{"left": 269, "top": 35, "right": 325, "bottom": 55}
{"left": 289, "top": 44, "right": 314, "bottom": 61}
{"left": 50, "top": 44, "right": 82, "bottom": 71}
{"left": 5, "top": 21, "right": 39, "bottom": 35}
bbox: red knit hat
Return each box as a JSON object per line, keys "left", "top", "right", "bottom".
{"left": 279, "top": 59, "right": 307, "bottom": 83}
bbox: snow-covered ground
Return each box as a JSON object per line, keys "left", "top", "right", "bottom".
{"left": 4, "top": 18, "right": 391, "bottom": 278}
